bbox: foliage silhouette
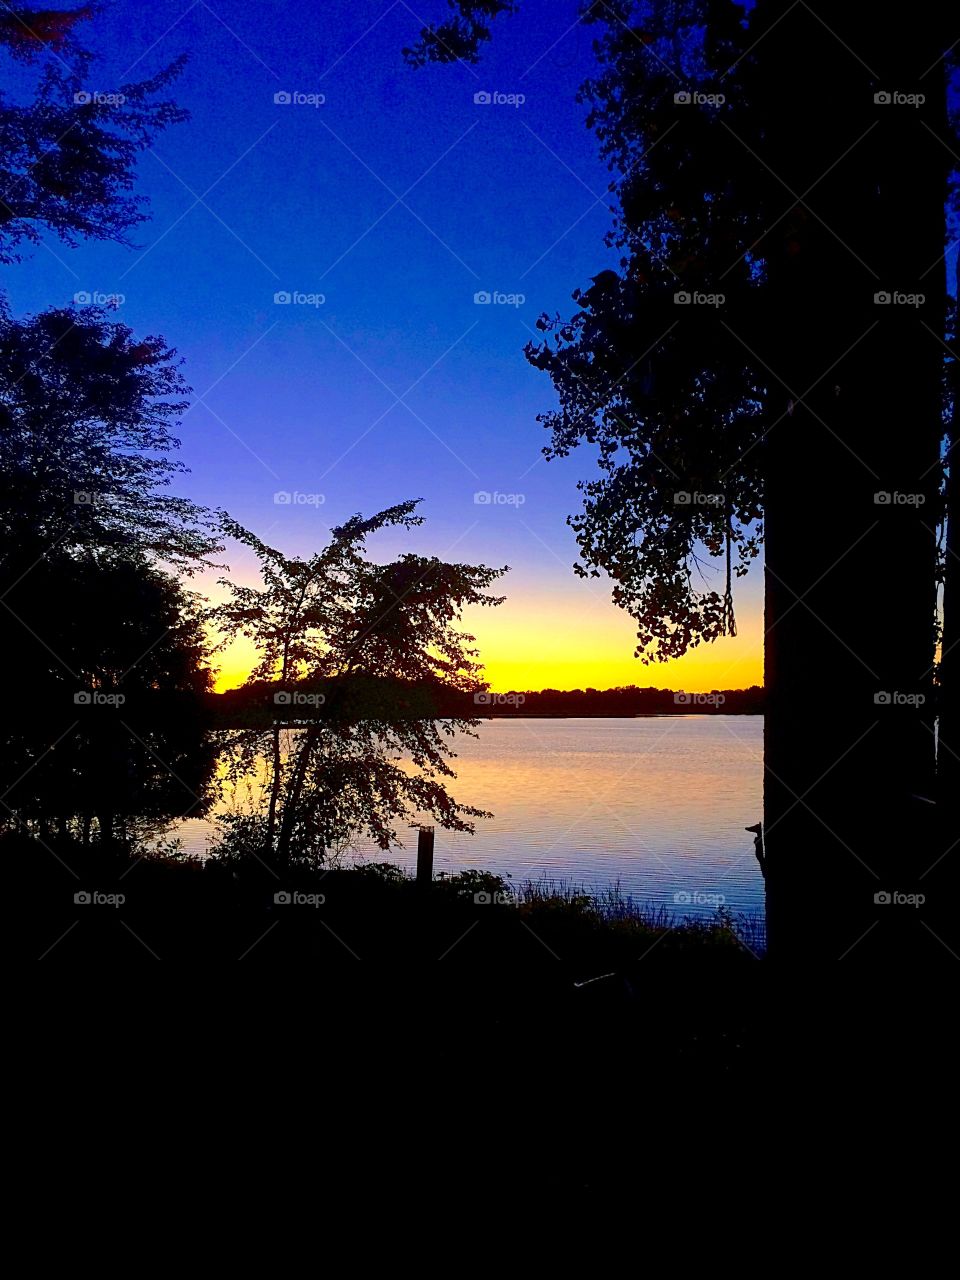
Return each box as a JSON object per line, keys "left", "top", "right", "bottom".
{"left": 3, "top": 551, "right": 218, "bottom": 843}
{"left": 0, "top": 6, "right": 187, "bottom": 262}
{"left": 405, "top": 0, "right": 958, "bottom": 960}
{"left": 0, "top": 302, "right": 221, "bottom": 575}
{"left": 210, "top": 502, "right": 507, "bottom": 867}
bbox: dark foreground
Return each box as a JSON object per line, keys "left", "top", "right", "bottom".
{"left": 21, "top": 832, "right": 955, "bottom": 1203}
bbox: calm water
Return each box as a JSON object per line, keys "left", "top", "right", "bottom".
{"left": 170, "top": 716, "right": 765, "bottom": 919}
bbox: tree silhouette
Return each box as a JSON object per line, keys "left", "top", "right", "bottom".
{"left": 403, "top": 0, "right": 518, "bottom": 67}
{"left": 0, "top": 6, "right": 93, "bottom": 59}
{"left": 0, "top": 10, "right": 217, "bottom": 858}
{"left": 0, "top": 302, "right": 221, "bottom": 579}
{"left": 527, "top": 2, "right": 764, "bottom": 661}
{"left": 407, "top": 0, "right": 958, "bottom": 958}
{"left": 938, "top": 259, "right": 959, "bottom": 819}
{"left": 0, "top": 6, "right": 187, "bottom": 262}
{"left": 749, "top": 5, "right": 952, "bottom": 958}
{"left": 211, "top": 502, "right": 507, "bottom": 868}
{"left": 2, "top": 551, "right": 217, "bottom": 845}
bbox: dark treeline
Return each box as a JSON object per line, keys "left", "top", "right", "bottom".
{"left": 208, "top": 679, "right": 764, "bottom": 724}
{"left": 462, "top": 684, "right": 763, "bottom": 716}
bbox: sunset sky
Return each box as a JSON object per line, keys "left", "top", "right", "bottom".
{"left": 8, "top": 0, "right": 764, "bottom": 692}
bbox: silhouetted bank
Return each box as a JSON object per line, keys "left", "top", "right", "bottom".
{"left": 206, "top": 680, "right": 764, "bottom": 727}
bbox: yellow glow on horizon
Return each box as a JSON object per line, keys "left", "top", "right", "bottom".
{"left": 463, "top": 593, "right": 763, "bottom": 693}
{"left": 210, "top": 592, "right": 763, "bottom": 694}
{"left": 211, "top": 634, "right": 261, "bottom": 692}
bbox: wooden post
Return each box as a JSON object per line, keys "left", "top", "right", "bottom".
{"left": 415, "top": 825, "right": 435, "bottom": 889}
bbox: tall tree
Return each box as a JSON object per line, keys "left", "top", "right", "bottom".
{"left": 2, "top": 550, "right": 218, "bottom": 845}
{"left": 406, "top": 1, "right": 957, "bottom": 958}
{"left": 0, "top": 6, "right": 187, "bottom": 262}
{"left": 0, "top": 9, "right": 217, "bottom": 857}
{"left": 211, "top": 502, "right": 507, "bottom": 868}
{"left": 939, "top": 258, "right": 959, "bottom": 825}
{"left": 0, "top": 9, "right": 212, "bottom": 586}
{"left": 750, "top": 4, "right": 949, "bottom": 960}
{"left": 0, "top": 302, "right": 220, "bottom": 579}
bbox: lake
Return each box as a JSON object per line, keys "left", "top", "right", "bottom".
{"left": 169, "top": 716, "right": 765, "bottom": 921}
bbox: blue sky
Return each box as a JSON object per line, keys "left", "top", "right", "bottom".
{"left": 5, "top": 0, "right": 765, "bottom": 689}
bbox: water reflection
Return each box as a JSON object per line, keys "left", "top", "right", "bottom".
{"left": 171, "top": 716, "right": 765, "bottom": 917}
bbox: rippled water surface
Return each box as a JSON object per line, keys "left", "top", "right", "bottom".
{"left": 170, "top": 716, "right": 765, "bottom": 918}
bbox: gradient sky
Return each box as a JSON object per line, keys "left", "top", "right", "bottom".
{"left": 7, "top": 0, "right": 765, "bottom": 691}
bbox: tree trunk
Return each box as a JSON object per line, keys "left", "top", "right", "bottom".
{"left": 266, "top": 722, "right": 282, "bottom": 852}
{"left": 937, "top": 260, "right": 959, "bottom": 858}
{"left": 274, "top": 726, "right": 320, "bottom": 867}
{"left": 755, "top": 3, "right": 948, "bottom": 961}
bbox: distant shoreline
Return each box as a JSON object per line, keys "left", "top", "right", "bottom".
{"left": 475, "top": 711, "right": 762, "bottom": 718}
{"left": 210, "top": 682, "right": 765, "bottom": 723}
